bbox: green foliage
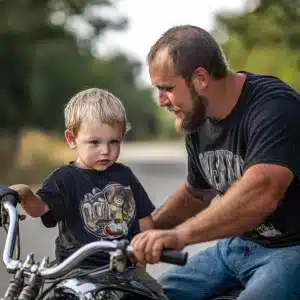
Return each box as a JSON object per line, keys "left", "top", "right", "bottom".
{"left": 29, "top": 39, "right": 159, "bottom": 140}
{"left": 0, "top": 0, "right": 159, "bottom": 140}
{"left": 156, "top": 109, "right": 182, "bottom": 140}
{"left": 214, "top": 0, "right": 300, "bottom": 91}
{"left": 216, "top": 0, "right": 300, "bottom": 50}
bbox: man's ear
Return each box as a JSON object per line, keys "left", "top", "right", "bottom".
{"left": 65, "top": 130, "right": 77, "bottom": 149}
{"left": 191, "top": 67, "right": 209, "bottom": 92}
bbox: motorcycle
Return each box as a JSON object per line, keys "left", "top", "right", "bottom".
{"left": 0, "top": 188, "right": 188, "bottom": 300}
{"left": 0, "top": 187, "right": 242, "bottom": 300}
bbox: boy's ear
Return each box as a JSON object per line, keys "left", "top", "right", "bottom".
{"left": 65, "top": 130, "right": 77, "bottom": 149}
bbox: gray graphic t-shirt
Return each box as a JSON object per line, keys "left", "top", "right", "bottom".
{"left": 37, "top": 162, "right": 155, "bottom": 266}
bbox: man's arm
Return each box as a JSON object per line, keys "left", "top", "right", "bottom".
{"left": 176, "top": 164, "right": 293, "bottom": 245}
{"left": 131, "top": 96, "right": 300, "bottom": 264}
{"left": 10, "top": 184, "right": 49, "bottom": 217}
{"left": 139, "top": 216, "right": 154, "bottom": 232}
{"left": 153, "top": 184, "right": 216, "bottom": 229}
{"left": 131, "top": 164, "right": 292, "bottom": 264}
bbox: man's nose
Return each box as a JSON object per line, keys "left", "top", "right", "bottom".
{"left": 158, "top": 90, "right": 170, "bottom": 107}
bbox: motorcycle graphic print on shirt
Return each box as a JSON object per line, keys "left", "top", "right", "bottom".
{"left": 80, "top": 183, "right": 136, "bottom": 238}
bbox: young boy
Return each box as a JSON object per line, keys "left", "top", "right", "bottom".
{"left": 10, "top": 88, "right": 155, "bottom": 267}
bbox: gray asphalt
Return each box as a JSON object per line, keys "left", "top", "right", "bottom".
{"left": 0, "top": 161, "right": 215, "bottom": 295}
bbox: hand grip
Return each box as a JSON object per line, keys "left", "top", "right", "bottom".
{"left": 0, "top": 186, "right": 19, "bottom": 206}
{"left": 160, "top": 249, "right": 188, "bottom": 266}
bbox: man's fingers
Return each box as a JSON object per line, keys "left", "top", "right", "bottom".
{"left": 143, "top": 232, "right": 168, "bottom": 264}
{"left": 151, "top": 238, "right": 165, "bottom": 263}
{"left": 144, "top": 233, "right": 157, "bottom": 263}
{"left": 131, "top": 232, "right": 145, "bottom": 247}
{"left": 131, "top": 230, "right": 178, "bottom": 265}
{"left": 131, "top": 232, "right": 151, "bottom": 265}
{"left": 144, "top": 233, "right": 158, "bottom": 263}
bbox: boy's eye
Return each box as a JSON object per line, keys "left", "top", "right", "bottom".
{"left": 90, "top": 140, "right": 99, "bottom": 145}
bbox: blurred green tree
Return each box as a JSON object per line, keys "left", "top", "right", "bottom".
{"left": 0, "top": 0, "right": 159, "bottom": 171}
{"left": 213, "top": 0, "right": 300, "bottom": 90}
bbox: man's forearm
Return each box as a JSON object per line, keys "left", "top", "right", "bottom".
{"left": 153, "top": 184, "right": 215, "bottom": 229}
{"left": 176, "top": 167, "right": 288, "bottom": 246}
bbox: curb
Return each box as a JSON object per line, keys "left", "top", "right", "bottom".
{"left": 119, "top": 142, "right": 187, "bottom": 163}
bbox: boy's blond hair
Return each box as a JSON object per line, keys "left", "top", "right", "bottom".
{"left": 64, "top": 88, "right": 131, "bottom": 136}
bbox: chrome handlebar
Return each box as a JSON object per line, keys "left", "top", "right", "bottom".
{"left": 2, "top": 196, "right": 187, "bottom": 281}
{"left": 2, "top": 202, "right": 22, "bottom": 271}
{"left": 2, "top": 201, "right": 133, "bottom": 279}
{"left": 0, "top": 190, "right": 187, "bottom": 300}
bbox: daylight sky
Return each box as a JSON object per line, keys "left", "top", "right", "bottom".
{"left": 99, "top": 0, "right": 247, "bottom": 85}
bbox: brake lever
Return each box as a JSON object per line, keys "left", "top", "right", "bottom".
{"left": 0, "top": 204, "right": 8, "bottom": 227}
{"left": 0, "top": 206, "right": 26, "bottom": 227}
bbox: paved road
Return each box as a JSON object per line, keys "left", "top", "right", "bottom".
{"left": 0, "top": 161, "right": 215, "bottom": 295}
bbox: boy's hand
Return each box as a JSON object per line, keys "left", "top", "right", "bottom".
{"left": 9, "top": 184, "right": 31, "bottom": 201}
{"left": 9, "top": 184, "right": 48, "bottom": 218}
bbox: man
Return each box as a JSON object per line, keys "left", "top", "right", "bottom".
{"left": 131, "top": 25, "right": 300, "bottom": 300}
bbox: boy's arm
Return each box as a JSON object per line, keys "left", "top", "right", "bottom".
{"left": 127, "top": 166, "right": 156, "bottom": 221}
{"left": 10, "top": 184, "right": 49, "bottom": 217}
{"left": 128, "top": 166, "right": 155, "bottom": 268}
{"left": 139, "top": 215, "right": 154, "bottom": 232}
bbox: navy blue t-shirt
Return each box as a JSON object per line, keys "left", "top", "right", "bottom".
{"left": 36, "top": 162, "right": 155, "bottom": 266}
{"left": 186, "top": 71, "right": 300, "bottom": 247}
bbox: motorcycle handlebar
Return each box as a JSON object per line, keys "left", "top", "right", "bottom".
{"left": 1, "top": 197, "right": 188, "bottom": 280}
{"left": 2, "top": 202, "right": 22, "bottom": 271}
{"left": 160, "top": 249, "right": 188, "bottom": 266}
{"left": 0, "top": 186, "right": 19, "bottom": 207}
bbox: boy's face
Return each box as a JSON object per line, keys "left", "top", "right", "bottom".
{"left": 65, "top": 119, "right": 123, "bottom": 171}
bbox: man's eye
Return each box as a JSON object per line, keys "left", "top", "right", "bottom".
{"left": 164, "top": 87, "right": 173, "bottom": 92}
{"left": 157, "top": 86, "right": 174, "bottom": 93}
{"left": 110, "top": 140, "right": 120, "bottom": 144}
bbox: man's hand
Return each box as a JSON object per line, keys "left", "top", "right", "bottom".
{"left": 131, "top": 229, "right": 186, "bottom": 265}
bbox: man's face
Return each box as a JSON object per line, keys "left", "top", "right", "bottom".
{"left": 149, "top": 48, "right": 207, "bottom": 133}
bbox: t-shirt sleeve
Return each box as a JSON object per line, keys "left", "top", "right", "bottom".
{"left": 186, "top": 134, "right": 212, "bottom": 190}
{"left": 243, "top": 95, "right": 300, "bottom": 178}
{"left": 36, "top": 167, "right": 71, "bottom": 225}
{"left": 128, "top": 168, "right": 155, "bottom": 219}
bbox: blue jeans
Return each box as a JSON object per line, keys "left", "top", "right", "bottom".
{"left": 159, "top": 237, "right": 300, "bottom": 300}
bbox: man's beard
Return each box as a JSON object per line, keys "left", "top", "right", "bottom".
{"left": 175, "top": 86, "right": 207, "bottom": 133}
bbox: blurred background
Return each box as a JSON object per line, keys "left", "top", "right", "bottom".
{"left": 0, "top": 0, "right": 299, "bottom": 294}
